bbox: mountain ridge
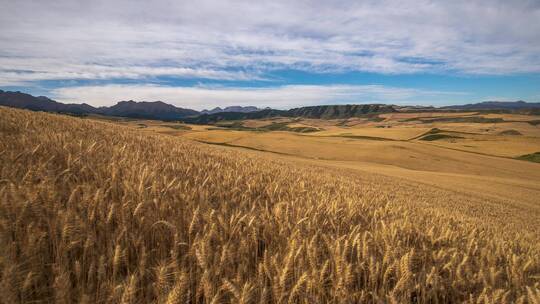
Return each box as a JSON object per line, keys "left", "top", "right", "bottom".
{"left": 442, "top": 100, "right": 540, "bottom": 110}
{"left": 0, "top": 90, "right": 97, "bottom": 114}
{"left": 201, "top": 106, "right": 262, "bottom": 114}
{"left": 0, "top": 90, "right": 199, "bottom": 120}
{"left": 2, "top": 89, "right": 539, "bottom": 122}
{"left": 101, "top": 100, "right": 199, "bottom": 120}
{"left": 182, "top": 104, "right": 397, "bottom": 124}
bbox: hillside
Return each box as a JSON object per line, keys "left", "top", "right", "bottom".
{"left": 1, "top": 90, "right": 395, "bottom": 122}
{"left": 201, "top": 106, "right": 262, "bottom": 114}
{"left": 287, "top": 104, "right": 396, "bottom": 118}
{"left": 1, "top": 106, "right": 539, "bottom": 303}
{"left": 101, "top": 100, "right": 199, "bottom": 120}
{"left": 443, "top": 100, "right": 540, "bottom": 111}
{"left": 3, "top": 90, "right": 540, "bottom": 124}
{"left": 183, "top": 104, "right": 396, "bottom": 124}
{"left": 0, "top": 90, "right": 396, "bottom": 123}
{"left": 0, "top": 89, "right": 96, "bottom": 114}
{"left": 0, "top": 90, "right": 199, "bottom": 120}
{"left": 183, "top": 108, "right": 287, "bottom": 124}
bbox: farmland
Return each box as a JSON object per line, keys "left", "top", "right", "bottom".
{"left": 117, "top": 110, "right": 540, "bottom": 207}
{"left": 1, "top": 107, "right": 540, "bottom": 303}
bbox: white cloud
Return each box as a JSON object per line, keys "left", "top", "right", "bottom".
{"left": 0, "top": 64, "right": 259, "bottom": 87}
{"left": 51, "top": 84, "right": 466, "bottom": 109}
{"left": 1, "top": 0, "right": 539, "bottom": 88}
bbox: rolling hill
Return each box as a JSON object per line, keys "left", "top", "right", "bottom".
{"left": 0, "top": 90, "right": 398, "bottom": 122}
{"left": 287, "top": 104, "right": 396, "bottom": 118}
{"left": 201, "top": 106, "right": 262, "bottom": 114}
{"left": 2, "top": 89, "right": 540, "bottom": 123}
{"left": 101, "top": 100, "right": 199, "bottom": 120}
{"left": 183, "top": 104, "right": 396, "bottom": 124}
{"left": 442, "top": 100, "right": 540, "bottom": 111}
{"left": 0, "top": 89, "right": 96, "bottom": 114}
{"left": 0, "top": 90, "right": 199, "bottom": 120}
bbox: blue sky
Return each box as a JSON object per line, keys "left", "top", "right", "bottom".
{"left": 1, "top": 0, "right": 539, "bottom": 110}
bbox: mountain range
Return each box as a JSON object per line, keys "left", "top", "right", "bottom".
{"left": 442, "top": 100, "right": 540, "bottom": 110}
{"left": 0, "top": 90, "right": 198, "bottom": 120}
{"left": 0, "top": 90, "right": 96, "bottom": 115}
{"left": 201, "top": 106, "right": 263, "bottom": 114}
{"left": 182, "top": 104, "right": 396, "bottom": 124}
{"left": 1, "top": 89, "right": 539, "bottom": 122}
{"left": 103, "top": 100, "right": 198, "bottom": 120}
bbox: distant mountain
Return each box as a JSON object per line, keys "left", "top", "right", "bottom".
{"left": 2, "top": 91, "right": 382, "bottom": 124}
{"left": 394, "top": 105, "right": 436, "bottom": 112}
{"left": 0, "top": 90, "right": 97, "bottom": 114}
{"left": 100, "top": 100, "right": 199, "bottom": 120}
{"left": 3, "top": 89, "right": 539, "bottom": 123}
{"left": 183, "top": 108, "right": 285, "bottom": 124}
{"left": 201, "top": 106, "right": 262, "bottom": 114}
{"left": 183, "top": 104, "right": 396, "bottom": 124}
{"left": 442, "top": 101, "right": 540, "bottom": 111}
{"left": 0, "top": 90, "right": 199, "bottom": 120}
{"left": 287, "top": 104, "right": 396, "bottom": 119}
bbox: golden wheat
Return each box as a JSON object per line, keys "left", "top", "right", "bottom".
{"left": 0, "top": 106, "right": 539, "bottom": 303}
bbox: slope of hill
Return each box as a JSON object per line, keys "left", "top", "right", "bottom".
{"left": 183, "top": 108, "right": 287, "bottom": 124}
{"left": 3, "top": 89, "right": 540, "bottom": 123}
{"left": 101, "top": 100, "right": 199, "bottom": 120}
{"left": 0, "top": 90, "right": 398, "bottom": 123}
{"left": 0, "top": 90, "right": 200, "bottom": 120}
{"left": 1, "top": 106, "right": 539, "bottom": 303}
{"left": 201, "top": 106, "right": 262, "bottom": 114}
{"left": 443, "top": 100, "right": 540, "bottom": 110}
{"left": 184, "top": 104, "right": 397, "bottom": 124}
{"left": 0, "top": 89, "right": 96, "bottom": 114}
{"left": 287, "top": 104, "right": 396, "bottom": 118}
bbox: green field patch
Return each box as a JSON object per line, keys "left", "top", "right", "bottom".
{"left": 161, "top": 124, "right": 192, "bottom": 130}
{"left": 214, "top": 121, "right": 320, "bottom": 133}
{"left": 498, "top": 129, "right": 522, "bottom": 136}
{"left": 420, "top": 134, "right": 464, "bottom": 141}
{"left": 516, "top": 152, "right": 540, "bottom": 163}
{"left": 333, "top": 134, "right": 394, "bottom": 141}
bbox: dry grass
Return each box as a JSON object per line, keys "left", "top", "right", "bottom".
{"left": 1, "top": 106, "right": 540, "bottom": 303}
{"left": 310, "top": 126, "right": 431, "bottom": 140}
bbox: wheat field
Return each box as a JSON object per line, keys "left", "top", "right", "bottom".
{"left": 1, "top": 106, "right": 540, "bottom": 303}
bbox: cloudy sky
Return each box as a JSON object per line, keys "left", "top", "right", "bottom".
{"left": 1, "top": 0, "right": 539, "bottom": 109}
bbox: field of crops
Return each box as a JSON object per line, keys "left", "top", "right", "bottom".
{"left": 1, "top": 106, "right": 540, "bottom": 303}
